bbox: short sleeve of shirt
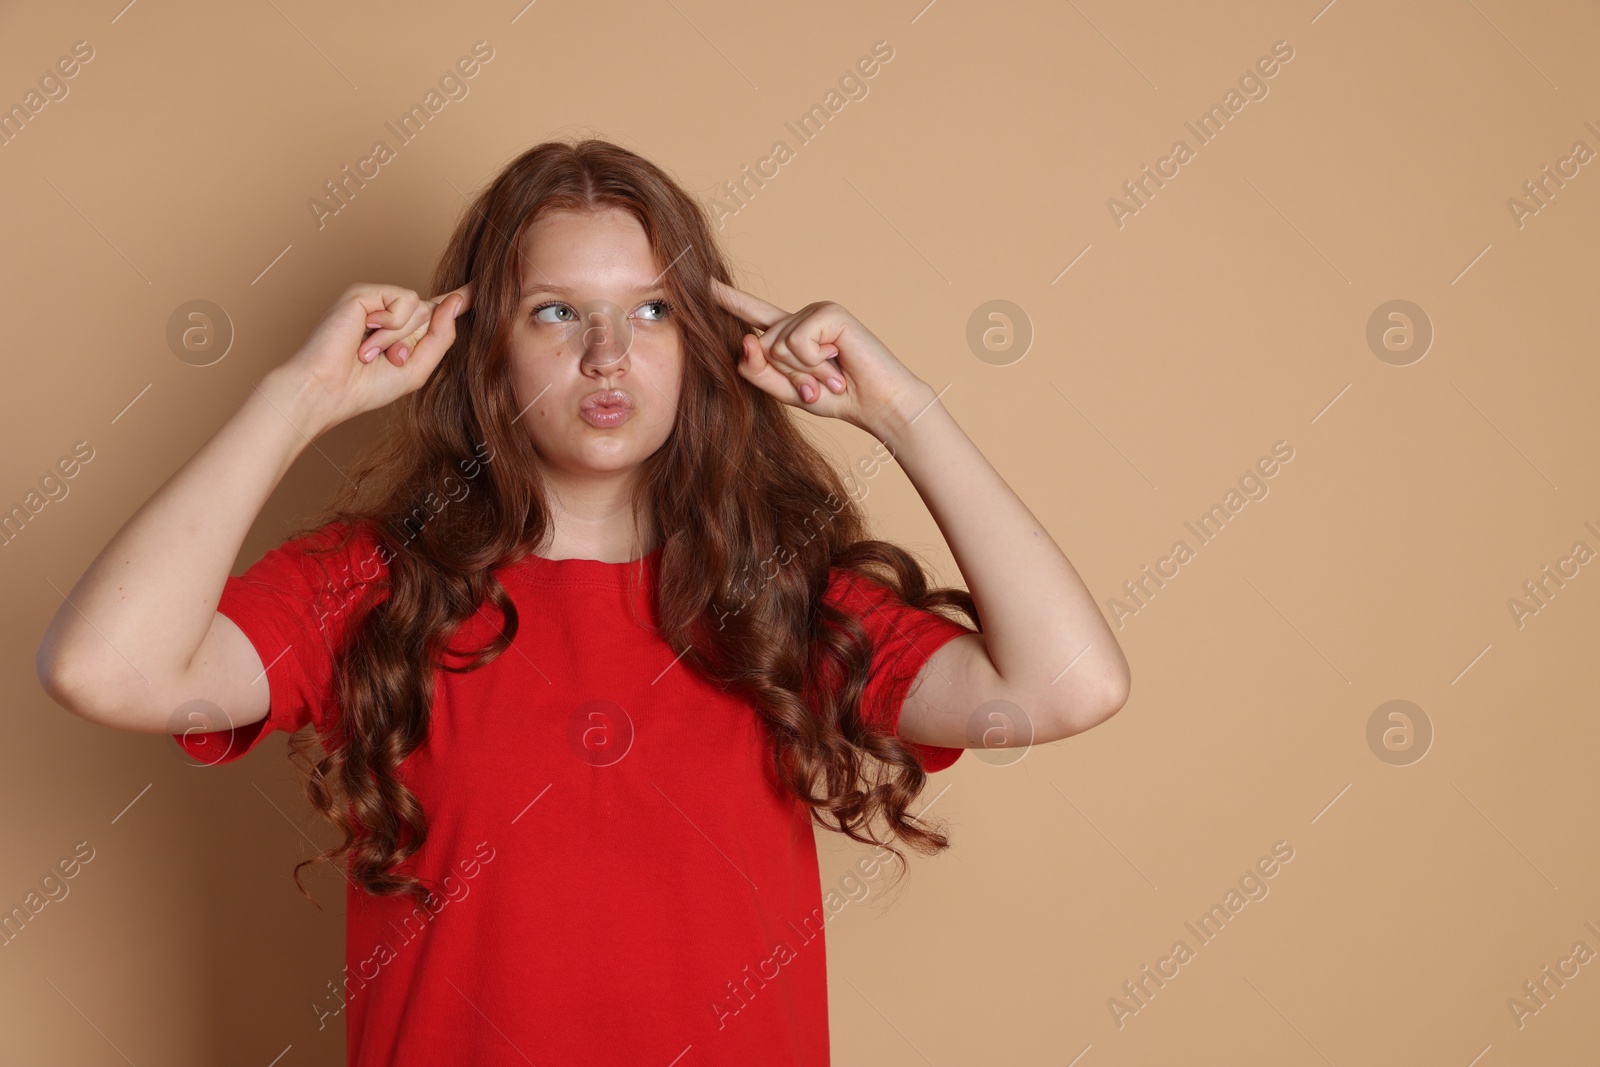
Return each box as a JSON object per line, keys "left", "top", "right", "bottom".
{"left": 823, "top": 565, "right": 976, "bottom": 773}
{"left": 174, "top": 521, "right": 385, "bottom": 766}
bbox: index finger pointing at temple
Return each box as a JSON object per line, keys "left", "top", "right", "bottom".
{"left": 710, "top": 278, "right": 789, "bottom": 331}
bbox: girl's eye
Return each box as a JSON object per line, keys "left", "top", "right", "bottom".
{"left": 530, "top": 301, "right": 575, "bottom": 323}
{"left": 635, "top": 299, "right": 674, "bottom": 322}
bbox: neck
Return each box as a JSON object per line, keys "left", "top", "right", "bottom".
{"left": 534, "top": 469, "right": 655, "bottom": 563}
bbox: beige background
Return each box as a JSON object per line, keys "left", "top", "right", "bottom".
{"left": 4, "top": 0, "right": 1598, "bottom": 1062}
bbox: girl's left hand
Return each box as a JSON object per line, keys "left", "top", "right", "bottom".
{"left": 711, "top": 279, "right": 929, "bottom": 433}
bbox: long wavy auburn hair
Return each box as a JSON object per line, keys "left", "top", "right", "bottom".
{"left": 277, "top": 137, "right": 982, "bottom": 910}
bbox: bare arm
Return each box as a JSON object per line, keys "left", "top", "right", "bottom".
{"left": 35, "top": 282, "right": 472, "bottom": 734}
{"left": 878, "top": 386, "right": 1132, "bottom": 746}
{"left": 704, "top": 280, "right": 1130, "bottom": 750}
{"left": 36, "top": 371, "right": 329, "bottom": 732}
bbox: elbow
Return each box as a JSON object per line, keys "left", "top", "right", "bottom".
{"left": 1041, "top": 664, "right": 1130, "bottom": 742}
{"left": 1095, "top": 669, "right": 1131, "bottom": 725}
{"left": 1086, "top": 651, "right": 1132, "bottom": 727}
{"left": 35, "top": 634, "right": 72, "bottom": 708}
{"left": 36, "top": 639, "right": 89, "bottom": 720}
{"left": 35, "top": 636, "right": 119, "bottom": 727}
{"left": 1101, "top": 657, "right": 1132, "bottom": 717}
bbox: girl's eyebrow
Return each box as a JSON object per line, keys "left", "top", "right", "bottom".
{"left": 520, "top": 282, "right": 666, "bottom": 301}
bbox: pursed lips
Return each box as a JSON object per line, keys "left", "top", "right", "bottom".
{"left": 581, "top": 389, "right": 632, "bottom": 411}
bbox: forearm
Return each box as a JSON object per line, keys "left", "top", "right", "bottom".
{"left": 36, "top": 367, "right": 330, "bottom": 720}
{"left": 866, "top": 384, "right": 1131, "bottom": 721}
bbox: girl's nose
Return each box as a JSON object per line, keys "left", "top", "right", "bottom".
{"left": 566, "top": 300, "right": 633, "bottom": 370}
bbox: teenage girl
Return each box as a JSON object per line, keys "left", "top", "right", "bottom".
{"left": 35, "top": 139, "right": 1129, "bottom": 1065}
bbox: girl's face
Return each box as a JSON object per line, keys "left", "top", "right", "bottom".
{"left": 507, "top": 207, "right": 682, "bottom": 485}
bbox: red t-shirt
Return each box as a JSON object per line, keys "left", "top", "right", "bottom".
{"left": 175, "top": 521, "right": 972, "bottom": 1065}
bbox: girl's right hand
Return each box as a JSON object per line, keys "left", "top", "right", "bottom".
{"left": 280, "top": 281, "right": 474, "bottom": 433}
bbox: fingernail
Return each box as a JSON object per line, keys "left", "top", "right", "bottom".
{"left": 800, "top": 383, "right": 816, "bottom": 402}
{"left": 360, "top": 344, "right": 377, "bottom": 360}
{"left": 396, "top": 345, "right": 409, "bottom": 363}
{"left": 826, "top": 376, "right": 844, "bottom": 392}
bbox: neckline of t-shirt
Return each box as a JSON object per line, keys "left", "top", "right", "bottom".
{"left": 511, "top": 542, "right": 663, "bottom": 585}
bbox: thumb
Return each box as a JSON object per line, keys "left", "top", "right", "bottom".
{"left": 736, "top": 333, "right": 794, "bottom": 400}
{"left": 402, "top": 294, "right": 465, "bottom": 379}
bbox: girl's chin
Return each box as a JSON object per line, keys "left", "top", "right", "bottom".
{"left": 547, "top": 447, "right": 654, "bottom": 477}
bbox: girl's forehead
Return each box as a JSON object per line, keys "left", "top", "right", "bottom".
{"left": 517, "top": 227, "right": 660, "bottom": 288}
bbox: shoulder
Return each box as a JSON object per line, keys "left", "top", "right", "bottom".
{"left": 820, "top": 562, "right": 969, "bottom": 644}
{"left": 821, "top": 563, "right": 890, "bottom": 607}
{"left": 229, "top": 519, "right": 392, "bottom": 617}
{"left": 269, "top": 518, "right": 388, "bottom": 574}
{"left": 820, "top": 563, "right": 933, "bottom": 623}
